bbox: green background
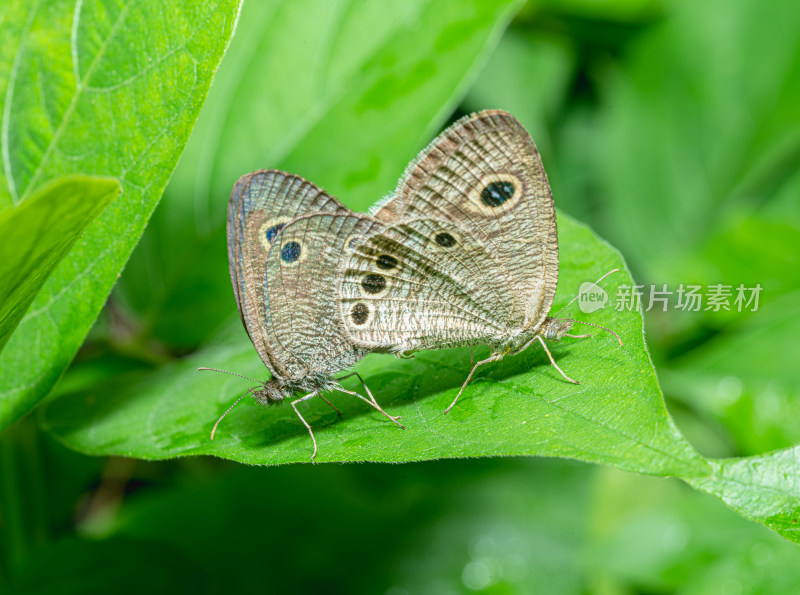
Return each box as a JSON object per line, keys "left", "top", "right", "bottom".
{"left": 2, "top": 0, "right": 799, "bottom": 592}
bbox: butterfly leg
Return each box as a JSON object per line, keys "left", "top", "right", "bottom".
{"left": 317, "top": 394, "right": 342, "bottom": 417}
{"left": 337, "top": 371, "right": 376, "bottom": 402}
{"left": 565, "top": 333, "right": 592, "bottom": 340}
{"left": 337, "top": 372, "right": 403, "bottom": 425}
{"left": 444, "top": 353, "right": 502, "bottom": 414}
{"left": 333, "top": 386, "right": 405, "bottom": 429}
{"left": 536, "top": 336, "right": 580, "bottom": 384}
{"left": 290, "top": 392, "right": 320, "bottom": 460}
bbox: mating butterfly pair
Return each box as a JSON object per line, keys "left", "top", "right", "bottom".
{"left": 206, "top": 110, "right": 620, "bottom": 459}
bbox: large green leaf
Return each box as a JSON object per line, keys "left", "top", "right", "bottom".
{"left": 0, "top": 175, "right": 119, "bottom": 352}
{"left": 41, "top": 213, "right": 707, "bottom": 479}
{"left": 0, "top": 0, "right": 242, "bottom": 429}
{"left": 689, "top": 446, "right": 800, "bottom": 545}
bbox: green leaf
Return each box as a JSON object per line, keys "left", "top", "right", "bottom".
{"left": 0, "top": 175, "right": 119, "bottom": 353}
{"left": 41, "top": 212, "right": 708, "bottom": 479}
{"left": 0, "top": 0, "right": 242, "bottom": 429}
{"left": 116, "top": 0, "right": 525, "bottom": 350}
{"left": 688, "top": 446, "right": 800, "bottom": 545}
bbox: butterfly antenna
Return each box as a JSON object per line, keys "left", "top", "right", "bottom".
{"left": 198, "top": 366, "right": 261, "bottom": 385}
{"left": 571, "top": 319, "right": 624, "bottom": 346}
{"left": 211, "top": 390, "right": 250, "bottom": 440}
{"left": 553, "top": 268, "right": 620, "bottom": 318}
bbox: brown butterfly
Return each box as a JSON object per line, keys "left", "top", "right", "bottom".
{"left": 206, "top": 110, "right": 619, "bottom": 458}
{"left": 204, "top": 171, "right": 403, "bottom": 458}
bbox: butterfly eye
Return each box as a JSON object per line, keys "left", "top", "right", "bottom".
{"left": 281, "top": 241, "right": 302, "bottom": 263}
{"left": 350, "top": 302, "right": 370, "bottom": 325}
{"left": 376, "top": 254, "right": 398, "bottom": 270}
{"left": 480, "top": 181, "right": 515, "bottom": 207}
{"left": 434, "top": 232, "right": 456, "bottom": 248}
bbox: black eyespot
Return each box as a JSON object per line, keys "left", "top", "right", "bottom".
{"left": 281, "top": 241, "right": 301, "bottom": 263}
{"left": 351, "top": 303, "right": 369, "bottom": 325}
{"left": 480, "top": 181, "right": 515, "bottom": 207}
{"left": 361, "top": 273, "right": 386, "bottom": 294}
{"left": 265, "top": 223, "right": 285, "bottom": 243}
{"left": 435, "top": 232, "right": 456, "bottom": 248}
{"left": 376, "top": 254, "right": 398, "bottom": 270}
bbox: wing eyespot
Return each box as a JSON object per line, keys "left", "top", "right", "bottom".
{"left": 280, "top": 241, "right": 302, "bottom": 263}
{"left": 466, "top": 173, "right": 524, "bottom": 215}
{"left": 258, "top": 216, "right": 291, "bottom": 252}
{"left": 361, "top": 273, "right": 387, "bottom": 295}
{"left": 480, "top": 181, "right": 515, "bottom": 207}
{"left": 351, "top": 302, "right": 370, "bottom": 325}
{"left": 434, "top": 232, "right": 456, "bottom": 248}
{"left": 376, "top": 254, "right": 398, "bottom": 270}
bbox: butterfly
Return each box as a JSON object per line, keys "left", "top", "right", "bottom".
{"left": 206, "top": 109, "right": 620, "bottom": 459}
{"left": 338, "top": 110, "right": 620, "bottom": 412}
{"left": 209, "top": 170, "right": 404, "bottom": 458}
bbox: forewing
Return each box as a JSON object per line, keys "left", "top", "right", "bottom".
{"left": 227, "top": 171, "right": 349, "bottom": 374}
{"left": 373, "top": 110, "right": 559, "bottom": 329}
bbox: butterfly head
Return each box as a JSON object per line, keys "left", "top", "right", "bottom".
{"left": 250, "top": 374, "right": 340, "bottom": 407}
{"left": 500, "top": 316, "right": 574, "bottom": 354}
{"left": 540, "top": 316, "right": 575, "bottom": 341}
{"left": 250, "top": 378, "right": 290, "bottom": 406}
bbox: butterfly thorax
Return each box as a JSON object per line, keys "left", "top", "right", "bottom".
{"left": 251, "top": 374, "right": 337, "bottom": 407}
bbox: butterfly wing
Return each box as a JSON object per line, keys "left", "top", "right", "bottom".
{"left": 264, "top": 213, "right": 383, "bottom": 380}
{"left": 227, "top": 170, "right": 350, "bottom": 376}
{"left": 337, "top": 217, "right": 515, "bottom": 351}
{"left": 371, "top": 110, "right": 558, "bottom": 331}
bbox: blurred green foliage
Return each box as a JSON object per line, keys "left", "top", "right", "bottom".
{"left": 2, "top": 0, "right": 800, "bottom": 592}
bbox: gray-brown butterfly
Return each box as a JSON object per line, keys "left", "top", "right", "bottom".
{"left": 337, "top": 109, "right": 621, "bottom": 411}
{"left": 204, "top": 170, "right": 402, "bottom": 459}
{"left": 211, "top": 109, "right": 619, "bottom": 458}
